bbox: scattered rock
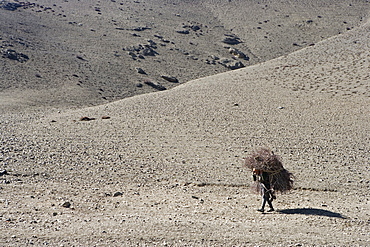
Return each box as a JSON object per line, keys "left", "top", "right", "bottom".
{"left": 144, "top": 80, "right": 166, "bottom": 91}
{"left": 182, "top": 24, "right": 202, "bottom": 32}
{"left": 113, "top": 191, "right": 123, "bottom": 197}
{"left": 219, "top": 58, "right": 231, "bottom": 65}
{"left": 124, "top": 45, "right": 142, "bottom": 52}
{"left": 135, "top": 67, "right": 146, "bottom": 74}
{"left": 222, "top": 35, "right": 242, "bottom": 45}
{"left": 205, "top": 59, "right": 216, "bottom": 65}
{"left": 190, "top": 25, "right": 201, "bottom": 31}
{"left": 210, "top": 55, "right": 220, "bottom": 60}
{"left": 0, "top": 170, "right": 8, "bottom": 176}
{"left": 79, "top": 117, "right": 96, "bottom": 121}
{"left": 125, "top": 43, "right": 158, "bottom": 57}
{"left": 0, "top": 2, "right": 23, "bottom": 11}
{"left": 61, "top": 201, "right": 71, "bottom": 208}
{"left": 196, "top": 182, "right": 207, "bottom": 187}
{"left": 147, "top": 39, "right": 157, "bottom": 47}
{"left": 140, "top": 47, "right": 157, "bottom": 56}
{"left": 131, "top": 26, "right": 151, "bottom": 31}
{"left": 102, "top": 116, "right": 110, "bottom": 119}
{"left": 219, "top": 59, "right": 245, "bottom": 70}
{"left": 176, "top": 29, "right": 190, "bottom": 34}
{"left": 2, "top": 49, "right": 29, "bottom": 62}
{"left": 76, "top": 55, "right": 87, "bottom": 61}
{"left": 229, "top": 48, "right": 249, "bottom": 60}
{"left": 161, "top": 75, "right": 179, "bottom": 83}
{"left": 131, "top": 33, "right": 140, "bottom": 37}
{"left": 128, "top": 51, "right": 136, "bottom": 58}
{"left": 228, "top": 61, "right": 245, "bottom": 70}
{"left": 154, "top": 34, "right": 163, "bottom": 39}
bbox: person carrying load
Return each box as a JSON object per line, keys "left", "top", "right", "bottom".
{"left": 245, "top": 148, "right": 294, "bottom": 213}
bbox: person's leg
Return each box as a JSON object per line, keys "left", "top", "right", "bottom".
{"left": 258, "top": 197, "right": 266, "bottom": 212}
{"left": 257, "top": 187, "right": 267, "bottom": 212}
{"left": 267, "top": 199, "right": 274, "bottom": 212}
{"left": 266, "top": 191, "right": 274, "bottom": 212}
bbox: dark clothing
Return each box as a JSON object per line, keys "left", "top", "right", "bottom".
{"left": 254, "top": 171, "right": 275, "bottom": 212}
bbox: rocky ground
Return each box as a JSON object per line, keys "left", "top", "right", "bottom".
{"left": 0, "top": 0, "right": 369, "bottom": 246}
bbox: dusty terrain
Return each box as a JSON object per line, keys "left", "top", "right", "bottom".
{"left": 0, "top": 0, "right": 369, "bottom": 246}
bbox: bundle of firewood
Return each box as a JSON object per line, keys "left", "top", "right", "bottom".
{"left": 245, "top": 147, "right": 294, "bottom": 192}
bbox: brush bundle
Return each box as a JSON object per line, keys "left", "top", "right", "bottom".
{"left": 245, "top": 148, "right": 294, "bottom": 193}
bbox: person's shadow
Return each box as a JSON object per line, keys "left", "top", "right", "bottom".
{"left": 278, "top": 208, "right": 346, "bottom": 219}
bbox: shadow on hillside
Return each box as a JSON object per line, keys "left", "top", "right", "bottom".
{"left": 278, "top": 208, "right": 346, "bottom": 219}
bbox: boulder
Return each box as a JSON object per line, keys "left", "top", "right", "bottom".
{"left": 226, "top": 61, "right": 245, "bottom": 70}
{"left": 135, "top": 67, "right": 146, "bottom": 74}
{"left": 144, "top": 80, "right": 166, "bottom": 91}
{"left": 229, "top": 48, "right": 249, "bottom": 60}
{"left": 222, "top": 36, "right": 242, "bottom": 45}
{"left": 132, "top": 26, "right": 151, "bottom": 31}
{"left": 161, "top": 75, "right": 179, "bottom": 83}
{"left": 140, "top": 47, "right": 157, "bottom": 56}
{"left": 1, "top": 2, "right": 23, "bottom": 11}
{"left": 176, "top": 29, "right": 190, "bottom": 34}
{"left": 61, "top": 201, "right": 71, "bottom": 208}
{"left": 79, "top": 117, "right": 96, "bottom": 121}
{"left": 2, "top": 49, "right": 29, "bottom": 62}
{"left": 147, "top": 39, "right": 157, "bottom": 47}
{"left": 219, "top": 58, "right": 245, "bottom": 70}
{"left": 210, "top": 55, "right": 220, "bottom": 60}
{"left": 182, "top": 24, "right": 201, "bottom": 32}
{"left": 0, "top": 170, "right": 8, "bottom": 176}
{"left": 219, "top": 58, "right": 232, "bottom": 65}
{"left": 190, "top": 25, "right": 201, "bottom": 31}
{"left": 113, "top": 192, "right": 123, "bottom": 197}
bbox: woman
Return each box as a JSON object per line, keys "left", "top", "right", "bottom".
{"left": 253, "top": 168, "right": 276, "bottom": 212}
{"left": 245, "top": 148, "right": 294, "bottom": 213}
